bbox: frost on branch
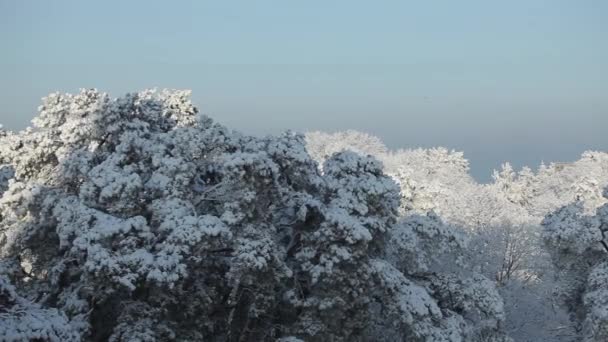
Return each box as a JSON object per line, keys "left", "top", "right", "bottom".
{"left": 0, "top": 272, "right": 79, "bottom": 341}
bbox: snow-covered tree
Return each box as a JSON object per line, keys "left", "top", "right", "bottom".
{"left": 373, "top": 212, "right": 510, "bottom": 341}
{"left": 306, "top": 128, "right": 608, "bottom": 341}
{"left": 304, "top": 130, "right": 388, "bottom": 167}
{"left": 305, "top": 132, "right": 478, "bottom": 225}
{"left": 0, "top": 89, "right": 510, "bottom": 341}
{"left": 492, "top": 163, "right": 537, "bottom": 207}
{"left": 493, "top": 154, "right": 608, "bottom": 218}
{"left": 542, "top": 188, "right": 608, "bottom": 341}
{"left": 0, "top": 268, "right": 79, "bottom": 342}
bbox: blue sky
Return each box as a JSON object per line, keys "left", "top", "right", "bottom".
{"left": 1, "top": 0, "right": 607, "bottom": 181}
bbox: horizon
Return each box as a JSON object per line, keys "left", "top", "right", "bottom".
{"left": 1, "top": 1, "right": 607, "bottom": 182}
{"left": 0, "top": 86, "right": 595, "bottom": 184}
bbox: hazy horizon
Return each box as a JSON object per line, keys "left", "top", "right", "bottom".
{"left": 1, "top": 1, "right": 607, "bottom": 182}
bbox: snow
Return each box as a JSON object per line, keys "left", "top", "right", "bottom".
{"left": 0, "top": 89, "right": 607, "bottom": 340}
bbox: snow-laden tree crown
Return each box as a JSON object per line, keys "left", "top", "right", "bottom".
{"left": 0, "top": 90, "right": 512, "bottom": 341}
{"left": 2, "top": 90, "right": 607, "bottom": 341}
{"left": 542, "top": 190, "right": 608, "bottom": 341}
{"left": 306, "top": 129, "right": 608, "bottom": 341}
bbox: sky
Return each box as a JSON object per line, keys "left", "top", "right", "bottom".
{"left": 1, "top": 0, "right": 607, "bottom": 182}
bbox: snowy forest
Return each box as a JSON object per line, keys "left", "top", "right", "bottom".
{"left": 1, "top": 89, "right": 608, "bottom": 342}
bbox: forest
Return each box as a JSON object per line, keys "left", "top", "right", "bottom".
{"left": 1, "top": 89, "right": 607, "bottom": 341}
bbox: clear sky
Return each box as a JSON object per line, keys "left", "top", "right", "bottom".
{"left": 1, "top": 0, "right": 607, "bottom": 182}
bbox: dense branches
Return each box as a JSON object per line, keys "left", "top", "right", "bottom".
{"left": 0, "top": 90, "right": 509, "bottom": 341}
{"left": 1, "top": 91, "right": 606, "bottom": 341}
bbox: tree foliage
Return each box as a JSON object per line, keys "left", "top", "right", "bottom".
{"left": 542, "top": 189, "right": 608, "bottom": 341}
{"left": 0, "top": 90, "right": 509, "bottom": 341}
{"left": 306, "top": 129, "right": 608, "bottom": 341}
